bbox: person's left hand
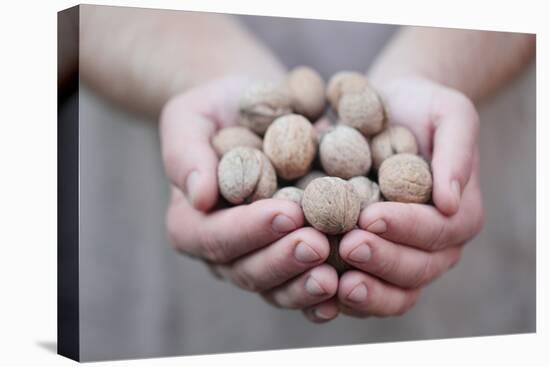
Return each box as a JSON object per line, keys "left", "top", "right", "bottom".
{"left": 303, "top": 76, "right": 484, "bottom": 320}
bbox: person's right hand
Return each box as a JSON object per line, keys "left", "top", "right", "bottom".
{"left": 160, "top": 76, "right": 340, "bottom": 322}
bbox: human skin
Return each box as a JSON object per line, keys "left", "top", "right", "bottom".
{"left": 308, "top": 28, "right": 534, "bottom": 320}
{"left": 79, "top": 8, "right": 535, "bottom": 322}
{"left": 161, "top": 74, "right": 483, "bottom": 323}
{"left": 79, "top": 6, "right": 284, "bottom": 117}
{"left": 322, "top": 76, "right": 484, "bottom": 318}
{"left": 161, "top": 77, "right": 340, "bottom": 316}
{"left": 81, "top": 8, "right": 344, "bottom": 319}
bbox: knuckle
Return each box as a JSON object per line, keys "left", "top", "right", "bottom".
{"left": 261, "top": 294, "right": 284, "bottom": 309}
{"left": 278, "top": 291, "right": 301, "bottom": 309}
{"left": 198, "top": 231, "right": 230, "bottom": 264}
{"left": 452, "top": 91, "right": 479, "bottom": 124}
{"left": 262, "top": 256, "right": 290, "bottom": 289}
{"left": 374, "top": 247, "right": 400, "bottom": 278}
{"left": 409, "top": 256, "right": 435, "bottom": 288}
{"left": 426, "top": 221, "right": 447, "bottom": 252}
{"left": 283, "top": 297, "right": 300, "bottom": 309}
{"left": 232, "top": 266, "right": 259, "bottom": 292}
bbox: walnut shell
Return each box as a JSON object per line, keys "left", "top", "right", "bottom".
{"left": 319, "top": 125, "right": 372, "bottom": 179}
{"left": 378, "top": 153, "right": 432, "bottom": 203}
{"left": 326, "top": 71, "right": 369, "bottom": 111}
{"left": 349, "top": 176, "right": 381, "bottom": 210}
{"left": 295, "top": 170, "right": 326, "bottom": 190}
{"left": 302, "top": 177, "right": 361, "bottom": 235}
{"left": 239, "top": 81, "right": 292, "bottom": 135}
{"left": 287, "top": 66, "right": 326, "bottom": 121}
{"left": 338, "top": 87, "right": 385, "bottom": 137}
{"left": 218, "top": 147, "right": 277, "bottom": 204}
{"left": 371, "top": 125, "right": 419, "bottom": 169}
{"left": 326, "top": 234, "right": 352, "bottom": 274}
{"left": 263, "top": 114, "right": 318, "bottom": 180}
{"left": 272, "top": 186, "right": 304, "bottom": 205}
{"left": 211, "top": 126, "right": 263, "bottom": 157}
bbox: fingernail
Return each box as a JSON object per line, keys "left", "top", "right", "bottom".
{"left": 347, "top": 283, "right": 367, "bottom": 303}
{"left": 185, "top": 171, "right": 199, "bottom": 205}
{"left": 313, "top": 307, "right": 332, "bottom": 320}
{"left": 348, "top": 243, "right": 371, "bottom": 263}
{"left": 272, "top": 215, "right": 297, "bottom": 234}
{"left": 366, "top": 219, "right": 387, "bottom": 234}
{"left": 295, "top": 242, "right": 321, "bottom": 263}
{"left": 305, "top": 276, "right": 326, "bottom": 296}
{"left": 451, "top": 180, "right": 461, "bottom": 206}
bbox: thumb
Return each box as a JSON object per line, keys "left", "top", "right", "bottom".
{"left": 160, "top": 96, "right": 219, "bottom": 212}
{"left": 430, "top": 92, "right": 479, "bottom": 216}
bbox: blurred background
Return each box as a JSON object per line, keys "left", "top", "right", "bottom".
{"left": 58, "top": 5, "right": 535, "bottom": 362}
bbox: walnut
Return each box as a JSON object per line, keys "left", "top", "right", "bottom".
{"left": 287, "top": 66, "right": 326, "bottom": 121}
{"left": 371, "top": 125, "right": 419, "bottom": 169}
{"left": 326, "top": 234, "right": 352, "bottom": 274}
{"left": 338, "top": 87, "right": 385, "bottom": 137}
{"left": 302, "top": 177, "right": 361, "bottom": 235}
{"left": 378, "top": 153, "right": 432, "bottom": 203}
{"left": 217, "top": 147, "right": 277, "bottom": 204}
{"left": 348, "top": 176, "right": 381, "bottom": 210}
{"left": 326, "top": 71, "right": 369, "bottom": 111}
{"left": 319, "top": 125, "right": 372, "bottom": 179}
{"left": 272, "top": 186, "right": 304, "bottom": 206}
{"left": 263, "top": 114, "right": 318, "bottom": 180}
{"left": 239, "top": 81, "right": 292, "bottom": 135}
{"left": 211, "top": 126, "right": 263, "bottom": 157}
{"left": 295, "top": 170, "right": 326, "bottom": 190}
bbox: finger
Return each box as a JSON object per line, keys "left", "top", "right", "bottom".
{"left": 160, "top": 77, "right": 249, "bottom": 212}
{"left": 339, "top": 304, "right": 372, "bottom": 318}
{"left": 302, "top": 297, "right": 340, "bottom": 323}
{"left": 166, "top": 195, "right": 304, "bottom": 264}
{"left": 359, "top": 202, "right": 450, "bottom": 251}
{"left": 430, "top": 91, "right": 479, "bottom": 216}
{"left": 160, "top": 96, "right": 219, "bottom": 212}
{"left": 214, "top": 227, "right": 330, "bottom": 292}
{"left": 337, "top": 271, "right": 420, "bottom": 317}
{"left": 339, "top": 229, "right": 462, "bottom": 288}
{"left": 359, "top": 165, "right": 483, "bottom": 252}
{"left": 262, "top": 264, "right": 338, "bottom": 309}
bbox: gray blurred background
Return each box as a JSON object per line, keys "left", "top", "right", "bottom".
{"left": 66, "top": 10, "right": 535, "bottom": 362}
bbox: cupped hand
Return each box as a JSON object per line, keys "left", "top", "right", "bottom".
{"left": 314, "top": 76, "right": 484, "bottom": 318}
{"left": 160, "top": 76, "right": 340, "bottom": 322}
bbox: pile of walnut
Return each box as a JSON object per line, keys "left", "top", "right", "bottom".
{"left": 213, "top": 66, "right": 433, "bottom": 273}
